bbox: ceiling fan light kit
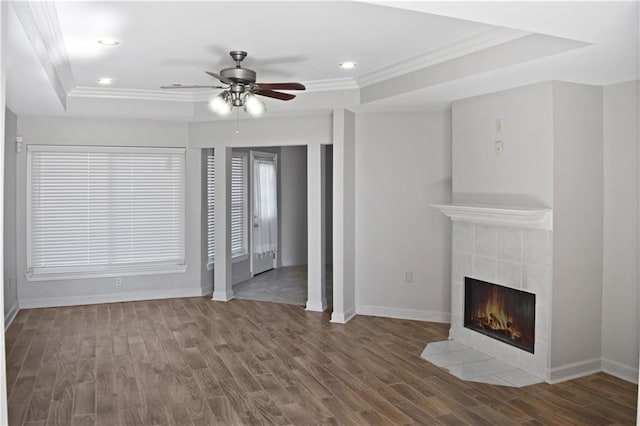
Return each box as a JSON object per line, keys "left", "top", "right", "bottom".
{"left": 208, "top": 92, "right": 232, "bottom": 116}
{"left": 162, "top": 50, "right": 305, "bottom": 117}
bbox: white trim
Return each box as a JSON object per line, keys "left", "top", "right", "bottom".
{"left": 4, "top": 302, "right": 18, "bottom": 330}
{"left": 18, "top": 287, "right": 209, "bottom": 309}
{"left": 432, "top": 203, "right": 553, "bottom": 230}
{"left": 356, "top": 304, "right": 451, "bottom": 323}
{"left": 602, "top": 358, "right": 639, "bottom": 384}
{"left": 330, "top": 306, "right": 356, "bottom": 324}
{"left": 547, "top": 358, "right": 602, "bottom": 384}
{"left": 70, "top": 78, "right": 359, "bottom": 104}
{"left": 70, "top": 86, "right": 202, "bottom": 102}
{"left": 303, "top": 78, "right": 359, "bottom": 92}
{"left": 26, "top": 264, "right": 188, "bottom": 282}
{"left": 11, "top": 2, "right": 75, "bottom": 108}
{"left": 212, "top": 290, "right": 234, "bottom": 302}
{"left": 306, "top": 299, "right": 328, "bottom": 313}
{"left": 358, "top": 27, "right": 531, "bottom": 87}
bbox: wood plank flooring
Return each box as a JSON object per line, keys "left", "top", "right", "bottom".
{"left": 4, "top": 297, "right": 638, "bottom": 425}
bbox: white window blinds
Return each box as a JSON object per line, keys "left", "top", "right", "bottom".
{"left": 28, "top": 145, "right": 186, "bottom": 277}
{"left": 231, "top": 153, "right": 248, "bottom": 256}
{"left": 207, "top": 151, "right": 248, "bottom": 263}
{"left": 207, "top": 150, "right": 215, "bottom": 263}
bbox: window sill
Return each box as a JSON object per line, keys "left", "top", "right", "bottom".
{"left": 26, "top": 264, "right": 188, "bottom": 282}
{"left": 206, "top": 253, "right": 250, "bottom": 270}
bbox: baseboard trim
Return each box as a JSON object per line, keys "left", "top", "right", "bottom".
{"left": 331, "top": 306, "right": 356, "bottom": 324}
{"left": 548, "top": 357, "right": 602, "bottom": 384}
{"left": 306, "top": 299, "right": 328, "bottom": 313}
{"left": 212, "top": 290, "right": 235, "bottom": 302}
{"left": 19, "top": 287, "right": 209, "bottom": 309}
{"left": 4, "top": 301, "right": 19, "bottom": 330}
{"left": 602, "top": 358, "right": 639, "bottom": 384}
{"left": 356, "top": 304, "right": 451, "bottom": 323}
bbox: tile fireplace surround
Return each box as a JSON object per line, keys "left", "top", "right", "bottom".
{"left": 432, "top": 204, "right": 553, "bottom": 383}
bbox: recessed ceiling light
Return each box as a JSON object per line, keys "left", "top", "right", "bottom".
{"left": 97, "top": 38, "right": 120, "bottom": 46}
{"left": 339, "top": 61, "right": 357, "bottom": 69}
{"left": 97, "top": 78, "right": 113, "bottom": 85}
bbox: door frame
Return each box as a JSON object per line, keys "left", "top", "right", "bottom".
{"left": 249, "top": 150, "right": 279, "bottom": 276}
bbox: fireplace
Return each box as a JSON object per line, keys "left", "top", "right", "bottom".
{"left": 464, "top": 277, "right": 536, "bottom": 353}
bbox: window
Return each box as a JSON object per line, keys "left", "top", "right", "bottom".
{"left": 207, "top": 150, "right": 215, "bottom": 263}
{"left": 206, "top": 150, "right": 248, "bottom": 265}
{"left": 231, "top": 152, "right": 248, "bottom": 256}
{"left": 27, "top": 145, "right": 186, "bottom": 279}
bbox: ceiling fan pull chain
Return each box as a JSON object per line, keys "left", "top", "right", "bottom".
{"left": 235, "top": 109, "right": 240, "bottom": 134}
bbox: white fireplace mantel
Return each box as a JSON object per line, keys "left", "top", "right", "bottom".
{"left": 432, "top": 203, "right": 553, "bottom": 230}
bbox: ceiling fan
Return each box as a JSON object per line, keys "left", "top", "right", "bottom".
{"left": 161, "top": 50, "right": 306, "bottom": 116}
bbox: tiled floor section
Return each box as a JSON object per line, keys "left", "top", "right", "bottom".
{"left": 233, "top": 265, "right": 333, "bottom": 307}
{"left": 421, "top": 340, "right": 543, "bottom": 387}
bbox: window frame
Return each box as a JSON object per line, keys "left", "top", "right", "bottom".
{"left": 26, "top": 144, "right": 187, "bottom": 281}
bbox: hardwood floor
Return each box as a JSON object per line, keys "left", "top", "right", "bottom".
{"left": 4, "top": 297, "right": 638, "bottom": 425}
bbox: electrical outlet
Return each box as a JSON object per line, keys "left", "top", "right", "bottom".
{"left": 115, "top": 277, "right": 122, "bottom": 287}
{"left": 405, "top": 272, "right": 413, "bottom": 283}
{"left": 495, "top": 140, "right": 504, "bottom": 156}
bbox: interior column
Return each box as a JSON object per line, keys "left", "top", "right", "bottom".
{"left": 212, "top": 146, "right": 234, "bottom": 301}
{"left": 306, "top": 141, "right": 326, "bottom": 312}
{"left": 331, "top": 109, "right": 356, "bottom": 323}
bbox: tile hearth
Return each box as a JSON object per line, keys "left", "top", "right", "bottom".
{"left": 421, "top": 340, "right": 543, "bottom": 388}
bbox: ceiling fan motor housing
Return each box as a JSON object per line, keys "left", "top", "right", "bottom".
{"left": 220, "top": 67, "right": 257, "bottom": 85}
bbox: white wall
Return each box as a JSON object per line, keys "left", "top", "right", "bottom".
{"left": 3, "top": 108, "right": 17, "bottom": 323}
{"left": 280, "top": 145, "right": 308, "bottom": 267}
{"left": 452, "top": 82, "right": 554, "bottom": 207}
{"left": 550, "top": 82, "right": 604, "bottom": 373}
{"left": 355, "top": 109, "right": 451, "bottom": 321}
{"left": 16, "top": 117, "right": 207, "bottom": 307}
{"left": 188, "top": 114, "right": 332, "bottom": 149}
{"left": 602, "top": 80, "right": 639, "bottom": 382}
{"left": 0, "top": 4, "right": 8, "bottom": 422}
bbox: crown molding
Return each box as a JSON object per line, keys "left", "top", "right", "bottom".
{"left": 11, "top": 1, "right": 75, "bottom": 109}
{"left": 304, "top": 78, "right": 359, "bottom": 92}
{"left": 70, "top": 77, "right": 360, "bottom": 104}
{"left": 70, "top": 86, "right": 205, "bottom": 102}
{"left": 357, "top": 27, "right": 531, "bottom": 87}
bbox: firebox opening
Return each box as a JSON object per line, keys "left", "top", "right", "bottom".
{"left": 464, "top": 277, "right": 535, "bottom": 354}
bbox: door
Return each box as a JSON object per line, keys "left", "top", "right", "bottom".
{"left": 250, "top": 151, "right": 278, "bottom": 276}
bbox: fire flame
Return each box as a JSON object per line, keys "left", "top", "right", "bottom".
{"left": 473, "top": 287, "right": 522, "bottom": 340}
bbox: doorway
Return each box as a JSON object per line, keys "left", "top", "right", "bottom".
{"left": 231, "top": 146, "right": 309, "bottom": 306}
{"left": 250, "top": 150, "right": 278, "bottom": 276}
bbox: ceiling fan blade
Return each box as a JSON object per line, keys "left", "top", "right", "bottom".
{"left": 161, "top": 84, "right": 224, "bottom": 89}
{"left": 205, "top": 71, "right": 232, "bottom": 85}
{"left": 256, "top": 82, "right": 305, "bottom": 91}
{"left": 256, "top": 89, "right": 296, "bottom": 101}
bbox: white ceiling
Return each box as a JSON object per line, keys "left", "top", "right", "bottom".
{"left": 5, "top": 1, "right": 639, "bottom": 120}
